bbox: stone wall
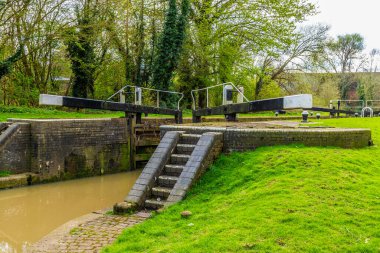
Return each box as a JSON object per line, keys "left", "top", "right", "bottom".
{"left": 161, "top": 126, "right": 372, "bottom": 150}
{"left": 4, "top": 118, "right": 130, "bottom": 180}
{"left": 0, "top": 123, "right": 31, "bottom": 174}
{"left": 0, "top": 118, "right": 180, "bottom": 181}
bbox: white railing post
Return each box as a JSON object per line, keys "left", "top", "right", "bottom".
{"left": 206, "top": 88, "right": 209, "bottom": 108}
{"left": 157, "top": 91, "right": 159, "bottom": 108}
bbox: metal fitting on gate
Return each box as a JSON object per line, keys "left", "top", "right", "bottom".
{"left": 302, "top": 111, "right": 309, "bottom": 123}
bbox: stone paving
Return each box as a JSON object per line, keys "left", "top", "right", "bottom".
{"left": 29, "top": 211, "right": 150, "bottom": 253}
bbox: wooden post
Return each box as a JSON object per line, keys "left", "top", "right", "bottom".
{"left": 175, "top": 111, "right": 183, "bottom": 124}
{"left": 225, "top": 113, "right": 237, "bottom": 122}
{"left": 127, "top": 112, "right": 136, "bottom": 170}
{"left": 136, "top": 113, "right": 142, "bottom": 125}
{"left": 192, "top": 110, "right": 201, "bottom": 123}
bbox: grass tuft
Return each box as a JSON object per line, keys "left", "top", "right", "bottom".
{"left": 0, "top": 170, "right": 11, "bottom": 177}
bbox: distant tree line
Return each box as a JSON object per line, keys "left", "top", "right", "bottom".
{"left": 0, "top": 0, "right": 378, "bottom": 107}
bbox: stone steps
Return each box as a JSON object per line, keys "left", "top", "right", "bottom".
{"left": 143, "top": 134, "right": 194, "bottom": 210}
{"left": 179, "top": 134, "right": 201, "bottom": 145}
{"left": 176, "top": 144, "right": 196, "bottom": 155}
{"left": 151, "top": 186, "right": 172, "bottom": 198}
{"left": 170, "top": 154, "right": 190, "bottom": 165}
{"left": 158, "top": 175, "right": 178, "bottom": 187}
{"left": 164, "top": 164, "right": 184, "bottom": 176}
{"left": 144, "top": 199, "right": 165, "bottom": 210}
{"left": 118, "top": 131, "right": 223, "bottom": 213}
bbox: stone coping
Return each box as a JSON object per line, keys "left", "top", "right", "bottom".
{"left": 160, "top": 125, "right": 372, "bottom": 149}
{"left": 6, "top": 115, "right": 326, "bottom": 123}
{"left": 8, "top": 118, "right": 123, "bottom": 123}
{"left": 0, "top": 173, "right": 39, "bottom": 190}
{"left": 161, "top": 125, "right": 370, "bottom": 133}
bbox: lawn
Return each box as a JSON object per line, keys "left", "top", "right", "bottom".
{"left": 0, "top": 106, "right": 126, "bottom": 122}
{"left": 0, "top": 105, "right": 330, "bottom": 123}
{"left": 0, "top": 106, "right": 194, "bottom": 121}
{"left": 103, "top": 117, "right": 380, "bottom": 253}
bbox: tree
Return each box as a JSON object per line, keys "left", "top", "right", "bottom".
{"left": 66, "top": 0, "right": 109, "bottom": 98}
{"left": 0, "top": 0, "right": 318, "bottom": 107}
{"left": 0, "top": 46, "right": 22, "bottom": 80}
{"left": 151, "top": 0, "right": 190, "bottom": 91}
{"left": 253, "top": 25, "right": 329, "bottom": 98}
{"left": 313, "top": 33, "right": 366, "bottom": 74}
{"left": 177, "top": 0, "right": 316, "bottom": 107}
{"left": 312, "top": 33, "right": 366, "bottom": 99}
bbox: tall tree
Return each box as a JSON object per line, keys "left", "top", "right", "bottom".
{"left": 66, "top": 0, "right": 109, "bottom": 98}
{"left": 312, "top": 33, "right": 366, "bottom": 99}
{"left": 313, "top": 33, "right": 365, "bottom": 74}
{"left": 151, "top": 0, "right": 190, "bottom": 91}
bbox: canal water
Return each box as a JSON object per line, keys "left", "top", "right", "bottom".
{"left": 0, "top": 171, "right": 141, "bottom": 253}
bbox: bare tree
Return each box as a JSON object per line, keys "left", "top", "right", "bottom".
{"left": 253, "top": 24, "right": 329, "bottom": 98}
{"left": 315, "top": 33, "right": 366, "bottom": 73}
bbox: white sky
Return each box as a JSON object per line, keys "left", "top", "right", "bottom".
{"left": 304, "top": 0, "right": 380, "bottom": 52}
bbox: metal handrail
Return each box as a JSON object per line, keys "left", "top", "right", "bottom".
{"left": 191, "top": 82, "right": 250, "bottom": 110}
{"left": 106, "top": 85, "right": 184, "bottom": 110}
{"left": 366, "top": 100, "right": 380, "bottom": 107}
{"left": 361, "top": 107, "right": 374, "bottom": 117}
{"left": 329, "top": 100, "right": 365, "bottom": 109}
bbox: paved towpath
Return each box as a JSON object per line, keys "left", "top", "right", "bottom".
{"left": 29, "top": 210, "right": 150, "bottom": 253}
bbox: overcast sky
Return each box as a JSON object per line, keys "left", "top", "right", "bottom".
{"left": 305, "top": 0, "right": 380, "bottom": 52}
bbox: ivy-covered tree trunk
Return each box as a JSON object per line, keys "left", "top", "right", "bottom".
{"left": 151, "top": 0, "right": 190, "bottom": 91}
{"left": 66, "top": 3, "right": 97, "bottom": 98}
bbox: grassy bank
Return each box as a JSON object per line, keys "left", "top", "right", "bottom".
{"left": 0, "top": 106, "right": 126, "bottom": 122}
{"left": 0, "top": 106, "right": 195, "bottom": 121}
{"left": 0, "top": 105, "right": 329, "bottom": 123}
{"left": 0, "top": 170, "right": 11, "bottom": 177}
{"left": 104, "top": 118, "right": 380, "bottom": 252}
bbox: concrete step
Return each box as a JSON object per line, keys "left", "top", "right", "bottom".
{"left": 164, "top": 164, "right": 184, "bottom": 176}
{"left": 151, "top": 186, "right": 172, "bottom": 198}
{"left": 179, "top": 134, "right": 201, "bottom": 145}
{"left": 145, "top": 198, "right": 166, "bottom": 210}
{"left": 158, "top": 175, "right": 178, "bottom": 187}
{"left": 170, "top": 154, "right": 190, "bottom": 165}
{"left": 176, "top": 144, "right": 196, "bottom": 155}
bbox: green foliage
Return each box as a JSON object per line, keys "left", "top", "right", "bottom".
{"left": 0, "top": 46, "right": 22, "bottom": 80}
{"left": 152, "top": 0, "right": 190, "bottom": 91}
{"left": 329, "top": 34, "right": 364, "bottom": 60}
{"left": 0, "top": 106, "right": 124, "bottom": 122}
{"left": 66, "top": 4, "right": 98, "bottom": 98}
{"left": 257, "top": 80, "right": 282, "bottom": 99}
{"left": 0, "top": 170, "right": 11, "bottom": 177}
{"left": 94, "top": 60, "right": 126, "bottom": 100}
{"left": 104, "top": 118, "right": 380, "bottom": 252}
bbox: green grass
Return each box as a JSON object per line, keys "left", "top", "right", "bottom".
{"left": 0, "top": 105, "right": 329, "bottom": 123}
{"left": 0, "top": 170, "right": 11, "bottom": 177}
{"left": 103, "top": 117, "right": 380, "bottom": 253}
{"left": 0, "top": 105, "right": 127, "bottom": 122}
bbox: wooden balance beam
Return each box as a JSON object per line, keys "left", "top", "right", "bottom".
{"left": 192, "top": 94, "right": 313, "bottom": 122}
{"left": 39, "top": 94, "right": 183, "bottom": 124}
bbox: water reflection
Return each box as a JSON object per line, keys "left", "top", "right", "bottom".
{"left": 0, "top": 171, "right": 141, "bottom": 252}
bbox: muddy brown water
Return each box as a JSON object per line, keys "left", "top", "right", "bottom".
{"left": 0, "top": 171, "right": 141, "bottom": 253}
